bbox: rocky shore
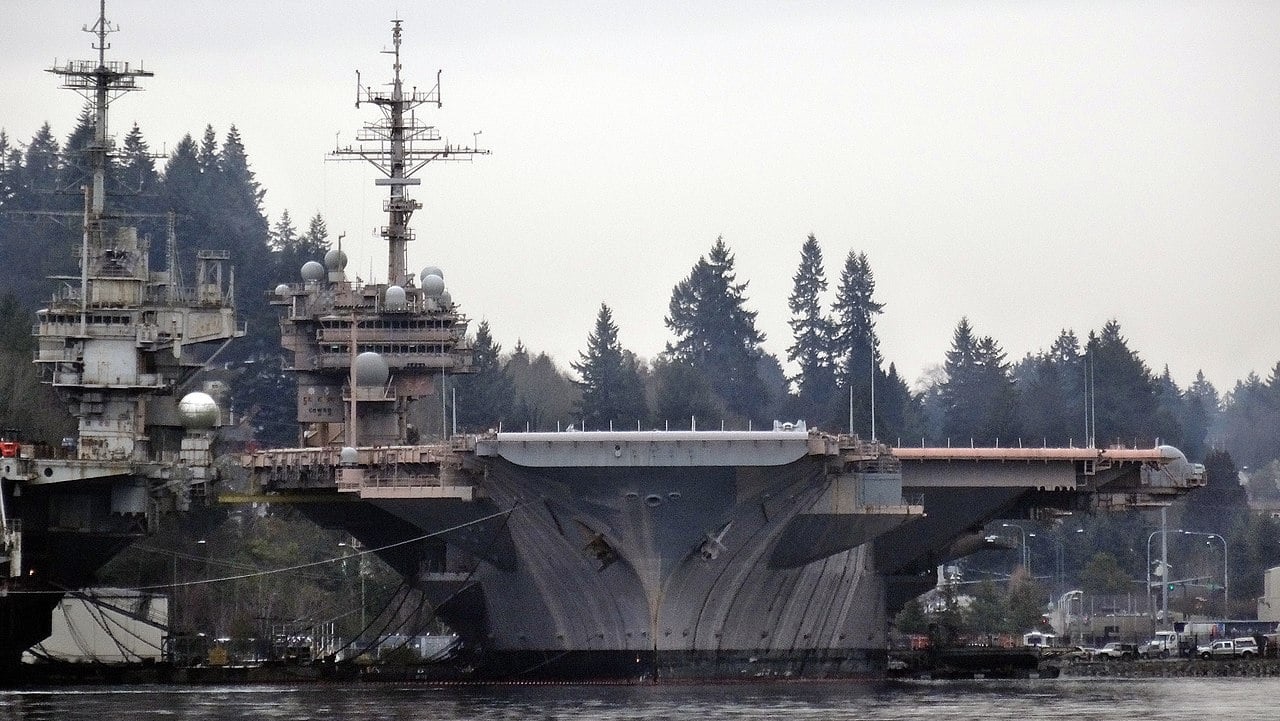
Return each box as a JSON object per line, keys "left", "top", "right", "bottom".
{"left": 1055, "top": 658, "right": 1280, "bottom": 678}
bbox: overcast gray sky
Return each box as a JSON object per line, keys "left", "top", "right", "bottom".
{"left": 5, "top": 1, "right": 1279, "bottom": 393}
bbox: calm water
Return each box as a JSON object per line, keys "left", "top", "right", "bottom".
{"left": 0, "top": 678, "right": 1276, "bottom": 720}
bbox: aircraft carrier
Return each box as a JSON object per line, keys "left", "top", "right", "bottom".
{"left": 0, "top": 4, "right": 241, "bottom": 667}
{"left": 242, "top": 21, "right": 1207, "bottom": 680}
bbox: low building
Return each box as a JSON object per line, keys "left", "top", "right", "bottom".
{"left": 1259, "top": 567, "right": 1280, "bottom": 622}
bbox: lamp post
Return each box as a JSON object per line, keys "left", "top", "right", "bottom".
{"left": 1145, "top": 529, "right": 1172, "bottom": 626}
{"left": 1181, "top": 530, "right": 1228, "bottom": 618}
{"left": 1002, "top": 522, "right": 1029, "bottom": 576}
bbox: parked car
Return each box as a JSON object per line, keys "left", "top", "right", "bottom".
{"left": 1094, "top": 642, "right": 1138, "bottom": 660}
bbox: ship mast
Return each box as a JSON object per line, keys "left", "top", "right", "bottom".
{"left": 46, "top": 0, "right": 153, "bottom": 326}
{"left": 330, "top": 20, "right": 487, "bottom": 286}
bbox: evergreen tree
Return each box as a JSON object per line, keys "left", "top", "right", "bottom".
{"left": 115, "top": 123, "right": 166, "bottom": 255}
{"left": 59, "top": 106, "right": 97, "bottom": 201}
{"left": 197, "top": 124, "right": 219, "bottom": 175}
{"left": 0, "top": 131, "right": 14, "bottom": 208}
{"left": 1014, "top": 330, "right": 1084, "bottom": 445}
{"left": 117, "top": 124, "right": 161, "bottom": 196}
{"left": 270, "top": 210, "right": 300, "bottom": 252}
{"left": 20, "top": 123, "right": 61, "bottom": 208}
{"left": 1221, "top": 372, "right": 1273, "bottom": 468}
{"left": 649, "top": 357, "right": 721, "bottom": 429}
{"left": 1182, "top": 370, "right": 1218, "bottom": 461}
{"left": 571, "top": 303, "right": 648, "bottom": 430}
{"left": 831, "top": 250, "right": 884, "bottom": 386}
{"left": 1079, "top": 551, "right": 1132, "bottom": 596}
{"left": 1151, "top": 366, "right": 1186, "bottom": 449}
{"left": 216, "top": 126, "right": 273, "bottom": 355}
{"left": 878, "top": 363, "right": 925, "bottom": 444}
{"left": 786, "top": 234, "right": 836, "bottom": 420}
{"left": 965, "top": 579, "right": 1008, "bottom": 638}
{"left": 506, "top": 346, "right": 579, "bottom": 432}
{"left": 452, "top": 322, "right": 514, "bottom": 432}
{"left": 1086, "top": 320, "right": 1157, "bottom": 446}
{"left": 301, "top": 213, "right": 330, "bottom": 257}
{"left": 1179, "top": 449, "right": 1247, "bottom": 541}
{"left": 1006, "top": 569, "right": 1049, "bottom": 632}
{"left": 830, "top": 250, "right": 885, "bottom": 435}
{"left": 664, "top": 237, "right": 768, "bottom": 420}
{"left": 893, "top": 597, "right": 928, "bottom": 634}
{"left": 938, "top": 318, "right": 1019, "bottom": 443}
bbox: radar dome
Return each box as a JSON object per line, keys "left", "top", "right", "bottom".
{"left": 440, "top": 290, "right": 452, "bottom": 308}
{"left": 354, "top": 351, "right": 389, "bottom": 387}
{"left": 274, "top": 283, "right": 290, "bottom": 296}
{"left": 385, "top": 285, "right": 407, "bottom": 310}
{"left": 300, "top": 261, "right": 325, "bottom": 282}
{"left": 178, "top": 392, "right": 220, "bottom": 429}
{"left": 339, "top": 446, "right": 359, "bottom": 465}
{"left": 421, "top": 274, "right": 445, "bottom": 298}
{"left": 421, "top": 266, "right": 444, "bottom": 282}
{"left": 324, "top": 248, "right": 348, "bottom": 271}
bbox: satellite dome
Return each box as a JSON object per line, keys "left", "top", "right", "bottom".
{"left": 354, "top": 351, "right": 389, "bottom": 387}
{"left": 178, "top": 392, "right": 219, "bottom": 429}
{"left": 274, "top": 283, "right": 290, "bottom": 296}
{"left": 440, "top": 290, "right": 452, "bottom": 308}
{"left": 421, "top": 274, "right": 445, "bottom": 298}
{"left": 339, "top": 446, "right": 359, "bottom": 465}
{"left": 385, "top": 285, "right": 407, "bottom": 310}
{"left": 421, "top": 266, "right": 444, "bottom": 283}
{"left": 300, "top": 261, "right": 325, "bottom": 282}
{"left": 324, "top": 248, "right": 348, "bottom": 271}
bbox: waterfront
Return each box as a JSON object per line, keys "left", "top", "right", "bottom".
{"left": 0, "top": 678, "right": 1277, "bottom": 720}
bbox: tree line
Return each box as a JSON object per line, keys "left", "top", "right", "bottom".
{"left": 7, "top": 115, "right": 1280, "bottom": 638}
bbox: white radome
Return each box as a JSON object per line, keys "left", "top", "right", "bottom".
{"left": 354, "top": 352, "right": 389, "bottom": 387}
{"left": 178, "top": 392, "right": 220, "bottom": 429}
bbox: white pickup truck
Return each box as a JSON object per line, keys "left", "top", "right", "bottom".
{"left": 1196, "top": 638, "right": 1259, "bottom": 659}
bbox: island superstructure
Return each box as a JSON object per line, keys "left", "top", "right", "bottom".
{"left": 0, "top": 2, "right": 241, "bottom": 666}
{"left": 243, "top": 21, "right": 1207, "bottom": 680}
{"left": 272, "top": 19, "right": 485, "bottom": 451}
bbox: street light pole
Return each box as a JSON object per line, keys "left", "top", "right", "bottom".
{"left": 1002, "top": 522, "right": 1028, "bottom": 576}
{"left": 1182, "top": 530, "right": 1228, "bottom": 618}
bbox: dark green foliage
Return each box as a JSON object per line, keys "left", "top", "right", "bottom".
{"left": 786, "top": 234, "right": 837, "bottom": 421}
{"left": 878, "top": 363, "right": 925, "bottom": 443}
{"left": 452, "top": 321, "right": 514, "bottom": 432}
{"left": 571, "top": 304, "right": 648, "bottom": 430}
{"left": 936, "top": 318, "right": 1020, "bottom": 444}
{"left": 1014, "top": 330, "right": 1086, "bottom": 446}
{"left": 1079, "top": 551, "right": 1132, "bottom": 596}
{"left": 1179, "top": 450, "right": 1248, "bottom": 542}
{"left": 831, "top": 250, "right": 884, "bottom": 433}
{"left": 664, "top": 236, "right": 768, "bottom": 421}
{"left": 1220, "top": 366, "right": 1280, "bottom": 470}
{"left": 0, "top": 293, "right": 73, "bottom": 443}
{"left": 648, "top": 357, "right": 722, "bottom": 429}
{"left": 1006, "top": 571, "right": 1049, "bottom": 633}
{"left": 893, "top": 597, "right": 928, "bottom": 634}
{"left": 506, "top": 343, "right": 580, "bottom": 432}
{"left": 965, "top": 579, "right": 1008, "bottom": 638}
{"left": 1087, "top": 320, "right": 1158, "bottom": 446}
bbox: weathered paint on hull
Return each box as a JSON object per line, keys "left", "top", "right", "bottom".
{"left": 363, "top": 457, "right": 893, "bottom": 680}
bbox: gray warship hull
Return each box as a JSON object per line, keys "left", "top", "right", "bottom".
{"left": 250, "top": 433, "right": 1201, "bottom": 680}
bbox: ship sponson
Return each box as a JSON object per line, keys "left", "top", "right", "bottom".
{"left": 246, "top": 431, "right": 1203, "bottom": 681}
